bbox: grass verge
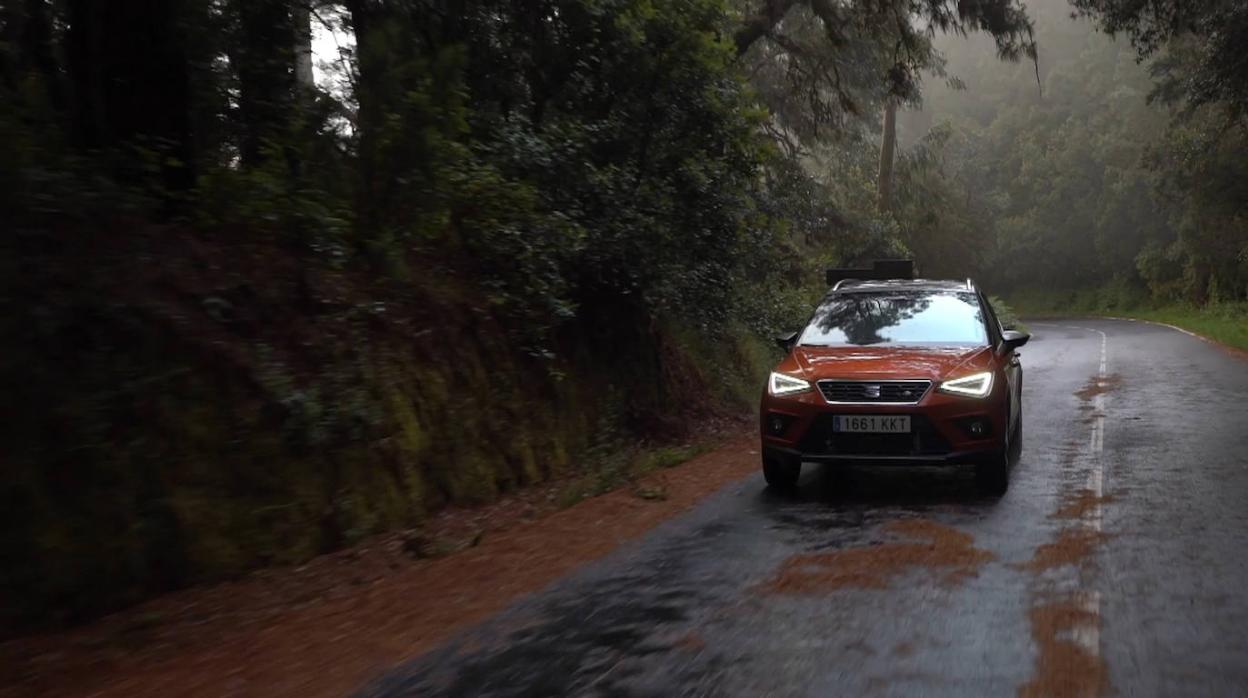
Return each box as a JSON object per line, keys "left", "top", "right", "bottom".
{"left": 554, "top": 442, "right": 717, "bottom": 508}
{"left": 1115, "top": 306, "right": 1248, "bottom": 353}
{"left": 1005, "top": 290, "right": 1248, "bottom": 354}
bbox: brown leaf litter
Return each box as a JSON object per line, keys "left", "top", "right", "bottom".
{"left": 0, "top": 434, "right": 757, "bottom": 698}
{"left": 1016, "top": 528, "right": 1111, "bottom": 574}
{"left": 762, "top": 519, "right": 995, "bottom": 595}
{"left": 1051, "top": 489, "right": 1115, "bottom": 521}
{"left": 1018, "top": 597, "right": 1108, "bottom": 698}
{"left": 1074, "top": 374, "right": 1122, "bottom": 401}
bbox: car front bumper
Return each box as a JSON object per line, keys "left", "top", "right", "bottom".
{"left": 759, "top": 384, "right": 1009, "bottom": 466}
{"left": 762, "top": 443, "right": 1000, "bottom": 467}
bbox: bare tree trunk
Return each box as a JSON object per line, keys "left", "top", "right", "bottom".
{"left": 294, "top": 1, "right": 315, "bottom": 92}
{"left": 877, "top": 99, "right": 897, "bottom": 213}
{"left": 345, "top": 0, "right": 381, "bottom": 241}
{"left": 66, "top": 0, "right": 195, "bottom": 190}
{"left": 233, "top": 0, "right": 296, "bottom": 167}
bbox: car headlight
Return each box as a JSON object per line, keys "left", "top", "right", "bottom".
{"left": 769, "top": 372, "right": 812, "bottom": 397}
{"left": 938, "top": 371, "right": 994, "bottom": 398}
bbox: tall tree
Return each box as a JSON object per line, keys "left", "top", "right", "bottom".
{"left": 65, "top": 0, "right": 197, "bottom": 189}
{"left": 230, "top": 0, "right": 298, "bottom": 167}
{"left": 877, "top": 99, "right": 897, "bottom": 212}
{"left": 294, "top": 1, "right": 315, "bottom": 92}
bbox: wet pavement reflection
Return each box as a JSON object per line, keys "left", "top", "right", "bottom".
{"left": 359, "top": 319, "right": 1248, "bottom": 698}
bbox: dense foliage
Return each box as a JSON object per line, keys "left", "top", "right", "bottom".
{"left": 871, "top": 0, "right": 1248, "bottom": 305}
{"left": 0, "top": 0, "right": 1044, "bottom": 630}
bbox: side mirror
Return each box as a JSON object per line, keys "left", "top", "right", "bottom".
{"left": 775, "top": 330, "right": 799, "bottom": 352}
{"left": 1001, "top": 329, "right": 1030, "bottom": 352}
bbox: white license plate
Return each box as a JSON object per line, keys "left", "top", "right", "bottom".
{"left": 833, "top": 415, "right": 911, "bottom": 433}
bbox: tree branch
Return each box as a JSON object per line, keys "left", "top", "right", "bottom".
{"left": 735, "top": 0, "right": 801, "bottom": 56}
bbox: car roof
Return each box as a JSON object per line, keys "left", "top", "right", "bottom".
{"left": 832, "top": 279, "right": 975, "bottom": 293}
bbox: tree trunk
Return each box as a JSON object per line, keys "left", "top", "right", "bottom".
{"left": 345, "top": 0, "right": 382, "bottom": 239}
{"left": 734, "top": 0, "right": 801, "bottom": 56}
{"left": 66, "top": 0, "right": 196, "bottom": 190}
{"left": 233, "top": 0, "right": 296, "bottom": 168}
{"left": 877, "top": 99, "right": 897, "bottom": 213}
{"left": 294, "top": 1, "right": 315, "bottom": 92}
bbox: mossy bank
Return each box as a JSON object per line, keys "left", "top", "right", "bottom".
{"left": 0, "top": 226, "right": 773, "bottom": 635}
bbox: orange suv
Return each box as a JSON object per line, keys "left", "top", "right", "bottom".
{"left": 760, "top": 261, "right": 1029, "bottom": 494}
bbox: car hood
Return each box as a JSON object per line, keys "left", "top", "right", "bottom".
{"left": 789, "top": 345, "right": 992, "bottom": 382}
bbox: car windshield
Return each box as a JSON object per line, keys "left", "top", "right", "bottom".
{"left": 798, "top": 290, "right": 988, "bottom": 347}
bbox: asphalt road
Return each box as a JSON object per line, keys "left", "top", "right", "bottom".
{"left": 359, "top": 319, "right": 1248, "bottom": 698}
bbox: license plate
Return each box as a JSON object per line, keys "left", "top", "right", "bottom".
{"left": 833, "top": 415, "right": 911, "bottom": 433}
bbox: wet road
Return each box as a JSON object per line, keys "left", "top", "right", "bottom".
{"left": 359, "top": 319, "right": 1248, "bottom": 697}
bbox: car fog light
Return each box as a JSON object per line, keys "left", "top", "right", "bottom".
{"left": 766, "top": 413, "right": 792, "bottom": 436}
{"left": 956, "top": 416, "right": 993, "bottom": 439}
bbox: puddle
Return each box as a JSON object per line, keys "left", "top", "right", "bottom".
{"left": 769, "top": 510, "right": 867, "bottom": 532}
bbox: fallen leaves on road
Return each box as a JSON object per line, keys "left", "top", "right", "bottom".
{"left": 1019, "top": 460, "right": 1116, "bottom": 696}
{"left": 1019, "top": 597, "right": 1108, "bottom": 698}
{"left": 1017, "top": 528, "right": 1111, "bottom": 573}
{"left": 762, "top": 519, "right": 994, "bottom": 595}
{"left": 1074, "top": 373, "right": 1122, "bottom": 401}
{"left": 1051, "top": 489, "right": 1115, "bottom": 521}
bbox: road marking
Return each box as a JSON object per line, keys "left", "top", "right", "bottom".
{"left": 1102, "top": 315, "right": 1206, "bottom": 341}
{"left": 1086, "top": 327, "right": 1107, "bottom": 510}
{"left": 1071, "top": 590, "right": 1103, "bottom": 654}
{"left": 1038, "top": 325, "right": 1109, "bottom": 668}
{"left": 1020, "top": 323, "right": 1113, "bottom": 695}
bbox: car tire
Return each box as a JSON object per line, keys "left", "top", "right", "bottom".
{"left": 1009, "top": 408, "right": 1023, "bottom": 462}
{"left": 763, "top": 455, "right": 801, "bottom": 489}
{"left": 977, "top": 402, "right": 1018, "bottom": 495}
{"left": 975, "top": 449, "right": 1009, "bottom": 495}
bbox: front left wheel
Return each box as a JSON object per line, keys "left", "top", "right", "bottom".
{"left": 763, "top": 455, "right": 801, "bottom": 489}
{"left": 976, "top": 410, "right": 1018, "bottom": 495}
{"left": 975, "top": 449, "right": 1009, "bottom": 495}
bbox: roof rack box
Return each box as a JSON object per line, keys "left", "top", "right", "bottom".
{"left": 826, "top": 259, "right": 914, "bottom": 286}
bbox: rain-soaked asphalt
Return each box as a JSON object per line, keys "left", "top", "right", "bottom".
{"left": 358, "top": 319, "right": 1248, "bottom": 697}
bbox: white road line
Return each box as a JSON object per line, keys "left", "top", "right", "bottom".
{"left": 1087, "top": 327, "right": 1107, "bottom": 509}
{"left": 1059, "top": 325, "right": 1109, "bottom": 659}
{"left": 1043, "top": 324, "right": 1108, "bottom": 513}
{"left": 1101, "top": 315, "right": 1207, "bottom": 341}
{"left": 1071, "top": 590, "right": 1102, "bottom": 654}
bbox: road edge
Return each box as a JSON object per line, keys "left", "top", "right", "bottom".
{"left": 1098, "top": 315, "right": 1248, "bottom": 363}
{"left": 0, "top": 435, "right": 762, "bottom": 698}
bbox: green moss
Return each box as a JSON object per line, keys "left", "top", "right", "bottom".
{"left": 448, "top": 446, "right": 501, "bottom": 504}
{"left": 2, "top": 271, "right": 773, "bottom": 634}
{"left": 168, "top": 493, "right": 249, "bottom": 576}
{"left": 630, "top": 444, "right": 709, "bottom": 476}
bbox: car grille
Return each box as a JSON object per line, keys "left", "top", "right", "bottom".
{"left": 817, "top": 380, "right": 931, "bottom": 404}
{"left": 798, "top": 414, "right": 952, "bottom": 457}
